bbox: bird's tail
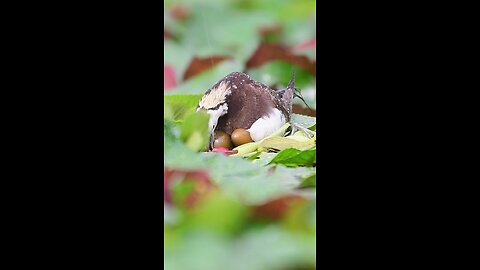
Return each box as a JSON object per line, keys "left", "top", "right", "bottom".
{"left": 287, "top": 70, "right": 296, "bottom": 90}
{"left": 276, "top": 71, "right": 308, "bottom": 116}
{"left": 280, "top": 71, "right": 295, "bottom": 115}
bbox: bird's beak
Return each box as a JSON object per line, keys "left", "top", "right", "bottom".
{"left": 209, "top": 132, "right": 215, "bottom": 150}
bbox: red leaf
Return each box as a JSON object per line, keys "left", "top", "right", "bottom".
{"left": 169, "top": 5, "right": 190, "bottom": 22}
{"left": 164, "top": 64, "right": 177, "bottom": 90}
{"left": 294, "top": 38, "right": 316, "bottom": 51}
{"left": 164, "top": 30, "right": 172, "bottom": 40}
{"left": 253, "top": 195, "right": 307, "bottom": 220}
{"left": 183, "top": 56, "right": 231, "bottom": 81}
{"left": 164, "top": 168, "right": 215, "bottom": 207}
{"left": 292, "top": 104, "right": 316, "bottom": 117}
{"left": 210, "top": 147, "right": 238, "bottom": 155}
{"left": 246, "top": 43, "right": 316, "bottom": 76}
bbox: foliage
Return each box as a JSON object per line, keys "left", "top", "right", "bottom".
{"left": 269, "top": 148, "right": 316, "bottom": 167}
{"left": 164, "top": 1, "right": 316, "bottom": 269}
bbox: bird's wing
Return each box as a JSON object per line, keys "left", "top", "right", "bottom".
{"left": 213, "top": 71, "right": 291, "bottom": 134}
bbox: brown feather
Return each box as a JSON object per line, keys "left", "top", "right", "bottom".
{"left": 211, "top": 72, "right": 290, "bottom": 135}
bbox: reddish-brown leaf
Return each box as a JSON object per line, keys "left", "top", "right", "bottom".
{"left": 169, "top": 5, "right": 190, "bottom": 22}
{"left": 294, "top": 38, "right": 316, "bottom": 51}
{"left": 253, "top": 194, "right": 307, "bottom": 220}
{"left": 292, "top": 104, "right": 316, "bottom": 117}
{"left": 164, "top": 30, "right": 172, "bottom": 40}
{"left": 164, "top": 168, "right": 215, "bottom": 208}
{"left": 246, "top": 43, "right": 316, "bottom": 76}
{"left": 258, "top": 24, "right": 282, "bottom": 37}
{"left": 183, "top": 56, "right": 231, "bottom": 81}
{"left": 164, "top": 169, "right": 172, "bottom": 204}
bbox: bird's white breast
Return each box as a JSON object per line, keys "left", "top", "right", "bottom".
{"left": 247, "top": 108, "right": 286, "bottom": 142}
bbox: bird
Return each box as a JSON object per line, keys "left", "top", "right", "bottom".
{"left": 196, "top": 71, "right": 295, "bottom": 149}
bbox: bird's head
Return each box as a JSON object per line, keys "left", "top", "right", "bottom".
{"left": 196, "top": 81, "right": 231, "bottom": 149}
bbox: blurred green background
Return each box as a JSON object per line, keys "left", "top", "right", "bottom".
{"left": 164, "top": 0, "right": 316, "bottom": 109}
{"left": 164, "top": 1, "right": 316, "bottom": 270}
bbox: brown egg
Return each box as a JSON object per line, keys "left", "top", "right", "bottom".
{"left": 231, "top": 128, "right": 253, "bottom": 146}
{"left": 213, "top": 130, "right": 233, "bottom": 149}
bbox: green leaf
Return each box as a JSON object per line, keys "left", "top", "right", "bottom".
{"left": 171, "top": 180, "right": 196, "bottom": 206}
{"left": 164, "top": 94, "right": 203, "bottom": 120}
{"left": 180, "top": 110, "right": 210, "bottom": 152}
{"left": 231, "top": 141, "right": 259, "bottom": 156}
{"left": 269, "top": 147, "right": 316, "bottom": 167}
{"left": 164, "top": 41, "right": 195, "bottom": 80}
{"left": 248, "top": 60, "right": 315, "bottom": 89}
{"left": 172, "top": 60, "right": 244, "bottom": 94}
{"left": 164, "top": 94, "right": 203, "bottom": 109}
{"left": 164, "top": 119, "right": 205, "bottom": 169}
{"left": 164, "top": 103, "right": 174, "bottom": 120}
{"left": 274, "top": 164, "right": 316, "bottom": 180}
{"left": 223, "top": 226, "right": 316, "bottom": 270}
{"left": 164, "top": 140, "right": 205, "bottom": 170}
{"left": 252, "top": 152, "right": 277, "bottom": 166}
{"left": 283, "top": 199, "right": 316, "bottom": 234}
{"left": 246, "top": 151, "right": 261, "bottom": 160}
{"left": 239, "top": 0, "right": 316, "bottom": 23}
{"left": 300, "top": 174, "right": 316, "bottom": 188}
{"left": 164, "top": 232, "right": 231, "bottom": 270}
{"left": 199, "top": 153, "right": 293, "bottom": 204}
{"left": 164, "top": 119, "right": 182, "bottom": 144}
{"left": 181, "top": 6, "right": 274, "bottom": 62}
{"left": 183, "top": 192, "right": 248, "bottom": 235}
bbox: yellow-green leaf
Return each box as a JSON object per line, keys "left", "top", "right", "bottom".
{"left": 231, "top": 142, "right": 259, "bottom": 156}
{"left": 260, "top": 136, "right": 315, "bottom": 151}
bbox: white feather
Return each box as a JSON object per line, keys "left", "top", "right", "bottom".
{"left": 206, "top": 103, "right": 228, "bottom": 133}
{"left": 247, "top": 108, "right": 286, "bottom": 142}
{"left": 198, "top": 81, "right": 231, "bottom": 110}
